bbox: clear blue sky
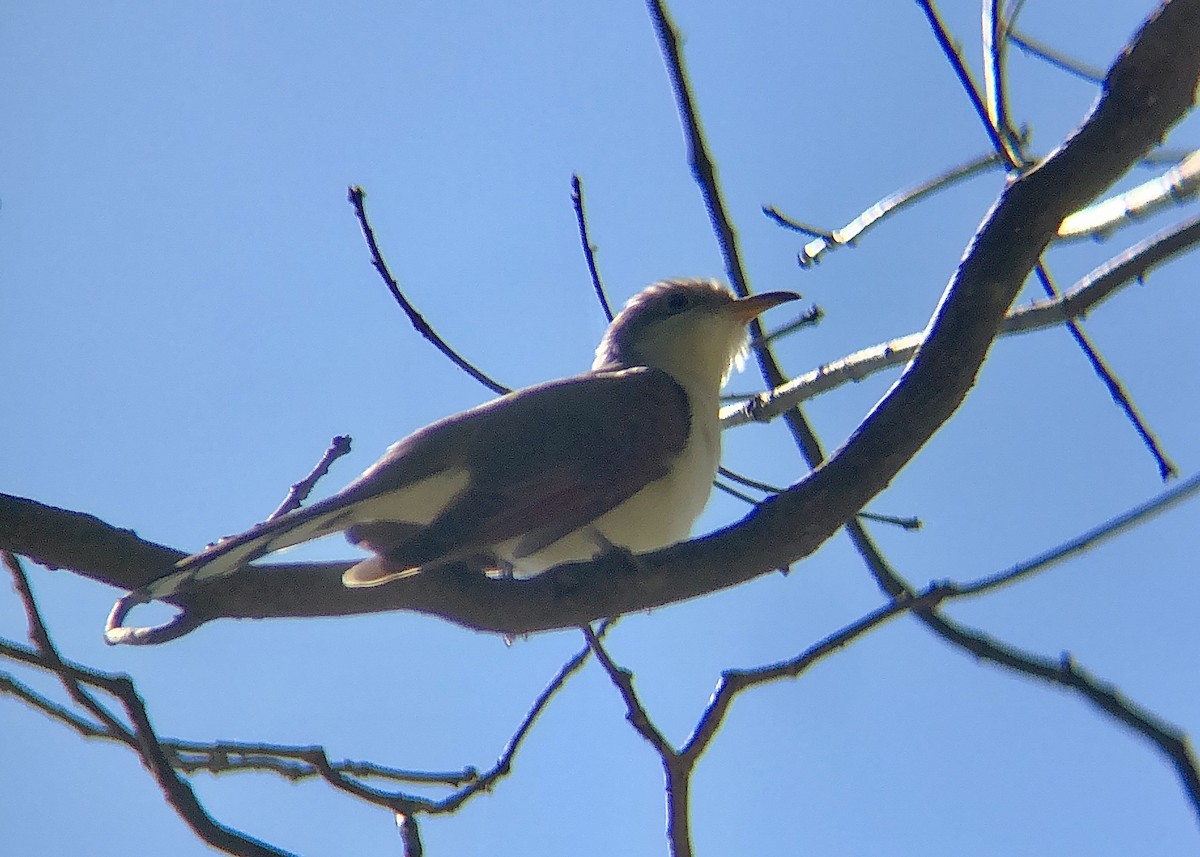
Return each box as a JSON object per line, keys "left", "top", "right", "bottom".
{"left": 3, "top": 1, "right": 1199, "bottom": 855}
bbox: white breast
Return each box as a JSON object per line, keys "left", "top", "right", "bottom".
{"left": 502, "top": 385, "right": 721, "bottom": 576}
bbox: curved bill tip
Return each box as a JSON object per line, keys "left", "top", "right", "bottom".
{"left": 730, "top": 290, "right": 803, "bottom": 323}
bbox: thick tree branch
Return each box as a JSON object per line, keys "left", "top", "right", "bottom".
{"left": 1, "top": 0, "right": 1197, "bottom": 640}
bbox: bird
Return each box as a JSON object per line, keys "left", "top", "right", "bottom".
{"left": 140, "top": 279, "right": 800, "bottom": 600}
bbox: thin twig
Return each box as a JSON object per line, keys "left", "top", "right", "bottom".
{"left": 1009, "top": 27, "right": 1106, "bottom": 83}
{"left": 299, "top": 747, "right": 426, "bottom": 814}
{"left": 347, "top": 186, "right": 509, "bottom": 397}
{"left": 766, "top": 151, "right": 1004, "bottom": 267}
{"left": 6, "top": 551, "right": 134, "bottom": 744}
{"left": 570, "top": 174, "right": 614, "bottom": 322}
{"left": 712, "top": 480, "right": 759, "bottom": 506}
{"left": 716, "top": 467, "right": 783, "bottom": 495}
{"left": 0, "top": 664, "right": 476, "bottom": 788}
{"left": 2, "top": 553, "right": 292, "bottom": 857}
{"left": 918, "top": 0, "right": 1011, "bottom": 161}
{"left": 760, "top": 208, "right": 832, "bottom": 239}
{"left": 184, "top": 620, "right": 598, "bottom": 818}
{"left": 680, "top": 586, "right": 951, "bottom": 764}
{"left": 0, "top": 670, "right": 110, "bottom": 739}
{"left": 857, "top": 511, "right": 923, "bottom": 531}
{"left": 951, "top": 469, "right": 1200, "bottom": 598}
{"left": 428, "top": 628, "right": 600, "bottom": 814}
{"left": 644, "top": 0, "right": 750, "bottom": 304}
{"left": 169, "top": 739, "right": 476, "bottom": 786}
{"left": 758, "top": 304, "right": 823, "bottom": 342}
{"left": 584, "top": 624, "right": 675, "bottom": 757}
{"left": 722, "top": 211, "right": 1200, "bottom": 428}
{"left": 646, "top": 0, "right": 828, "bottom": 476}
{"left": 1032, "top": 260, "right": 1175, "bottom": 478}
{"left": 718, "top": 469, "right": 921, "bottom": 530}
{"left": 943, "top": 611, "right": 1200, "bottom": 821}
{"left": 267, "top": 435, "right": 353, "bottom": 521}
{"left": 856, "top": 529, "right": 1200, "bottom": 827}
{"left": 982, "top": 0, "right": 1025, "bottom": 167}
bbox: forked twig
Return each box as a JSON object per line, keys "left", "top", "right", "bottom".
{"left": 3, "top": 552, "right": 292, "bottom": 857}
{"left": 765, "top": 151, "right": 1004, "bottom": 267}
{"left": 722, "top": 213, "right": 1200, "bottom": 428}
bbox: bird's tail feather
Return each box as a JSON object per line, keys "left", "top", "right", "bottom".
{"left": 143, "top": 501, "right": 349, "bottom": 600}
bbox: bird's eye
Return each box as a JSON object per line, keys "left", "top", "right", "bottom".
{"left": 666, "top": 292, "right": 690, "bottom": 314}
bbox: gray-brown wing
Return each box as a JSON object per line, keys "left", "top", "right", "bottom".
{"left": 146, "top": 366, "right": 690, "bottom": 600}
{"left": 344, "top": 366, "right": 692, "bottom": 570}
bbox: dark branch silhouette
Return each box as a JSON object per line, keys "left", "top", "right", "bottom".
{"left": 347, "top": 186, "right": 509, "bottom": 397}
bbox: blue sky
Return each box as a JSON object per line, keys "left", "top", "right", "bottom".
{"left": 3, "top": 1, "right": 1199, "bottom": 855}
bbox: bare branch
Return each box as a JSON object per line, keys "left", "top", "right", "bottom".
{"left": 1, "top": 554, "right": 293, "bottom": 857}
{"left": 5, "top": 550, "right": 135, "bottom": 744}
{"left": 1009, "top": 27, "right": 1106, "bottom": 84}
{"left": 1031, "top": 259, "right": 1176, "bottom": 478}
{"left": 929, "top": 605, "right": 1200, "bottom": 821}
{"left": 711, "top": 479, "right": 759, "bottom": 506}
{"left": 645, "top": 0, "right": 829, "bottom": 478}
{"left": 584, "top": 625, "right": 693, "bottom": 857}
{"left": 427, "top": 630, "right": 597, "bottom": 814}
{"left": 680, "top": 586, "right": 950, "bottom": 765}
{"left": 3, "top": 625, "right": 591, "bottom": 825}
{"left": 853, "top": 532, "right": 1200, "bottom": 825}
{"left": 925, "top": 0, "right": 1173, "bottom": 478}
{"left": 570, "top": 174, "right": 614, "bottom": 322}
{"left": 918, "top": 0, "right": 1012, "bottom": 161}
{"left": 759, "top": 208, "right": 831, "bottom": 240}
{"left": 0, "top": 670, "right": 110, "bottom": 739}
{"left": 267, "top": 435, "right": 353, "bottom": 521}
{"left": 584, "top": 625, "right": 675, "bottom": 757}
{"left": 766, "top": 151, "right": 1004, "bottom": 268}
{"left": 1058, "top": 149, "right": 1200, "bottom": 240}
{"left": 347, "top": 185, "right": 510, "bottom": 397}
{"left": 168, "top": 740, "right": 476, "bottom": 787}
{"left": 984, "top": 0, "right": 1027, "bottom": 168}
{"left": 857, "top": 510, "right": 923, "bottom": 531}
{"left": 723, "top": 211, "right": 1200, "bottom": 428}
{"left": 951, "top": 469, "right": 1200, "bottom": 598}
{"left": 1, "top": 0, "right": 1197, "bottom": 642}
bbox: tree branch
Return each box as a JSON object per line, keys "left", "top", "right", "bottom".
{"left": 2, "top": 553, "right": 292, "bottom": 857}
{"left": 722, "top": 212, "right": 1200, "bottom": 427}
{"left": 1, "top": 0, "right": 1197, "bottom": 641}
{"left": 347, "top": 185, "right": 509, "bottom": 397}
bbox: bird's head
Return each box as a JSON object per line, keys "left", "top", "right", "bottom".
{"left": 593, "top": 279, "right": 801, "bottom": 391}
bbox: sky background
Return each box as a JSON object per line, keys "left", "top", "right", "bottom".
{"left": 3, "top": 1, "right": 1200, "bottom": 855}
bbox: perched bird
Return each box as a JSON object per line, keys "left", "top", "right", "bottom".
{"left": 142, "top": 279, "right": 799, "bottom": 600}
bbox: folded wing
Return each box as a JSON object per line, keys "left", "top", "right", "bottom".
{"left": 141, "top": 367, "right": 690, "bottom": 599}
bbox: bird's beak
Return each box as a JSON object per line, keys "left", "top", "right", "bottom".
{"left": 728, "top": 290, "right": 803, "bottom": 324}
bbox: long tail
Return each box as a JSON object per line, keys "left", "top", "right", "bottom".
{"left": 141, "top": 499, "right": 352, "bottom": 600}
